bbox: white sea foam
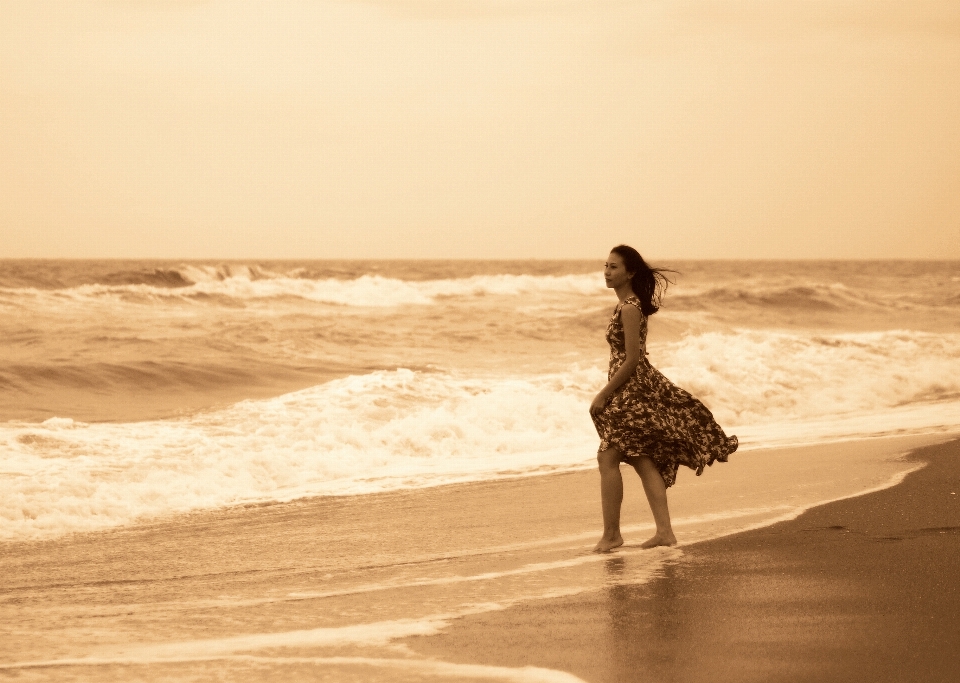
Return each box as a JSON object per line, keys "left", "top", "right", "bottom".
{"left": 5, "top": 262, "right": 956, "bottom": 314}
{"left": 163, "top": 265, "right": 607, "bottom": 304}
{"left": 1, "top": 370, "right": 600, "bottom": 540}
{"left": 655, "top": 328, "right": 960, "bottom": 427}
{"left": 3, "top": 325, "right": 960, "bottom": 541}
{"left": 0, "top": 272, "right": 606, "bottom": 308}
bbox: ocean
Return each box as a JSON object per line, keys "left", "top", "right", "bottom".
{"left": 3, "top": 259, "right": 960, "bottom": 680}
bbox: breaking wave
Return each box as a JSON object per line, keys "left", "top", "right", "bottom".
{"left": 3, "top": 262, "right": 957, "bottom": 313}
{"left": 0, "top": 268, "right": 605, "bottom": 307}
{"left": 4, "top": 327, "right": 960, "bottom": 541}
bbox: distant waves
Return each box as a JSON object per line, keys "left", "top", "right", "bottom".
{"left": 2, "top": 261, "right": 957, "bottom": 316}
{"left": 0, "top": 270, "right": 605, "bottom": 307}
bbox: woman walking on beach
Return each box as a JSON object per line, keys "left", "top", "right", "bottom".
{"left": 590, "top": 245, "right": 738, "bottom": 552}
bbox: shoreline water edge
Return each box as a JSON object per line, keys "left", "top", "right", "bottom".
{"left": 2, "top": 434, "right": 958, "bottom": 682}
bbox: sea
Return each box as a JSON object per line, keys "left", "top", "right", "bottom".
{"left": 3, "top": 259, "right": 960, "bottom": 681}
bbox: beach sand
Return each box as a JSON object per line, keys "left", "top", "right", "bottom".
{"left": 405, "top": 438, "right": 960, "bottom": 683}
{"left": 2, "top": 435, "right": 958, "bottom": 681}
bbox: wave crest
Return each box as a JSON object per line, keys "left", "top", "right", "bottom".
{"left": 0, "top": 271, "right": 606, "bottom": 307}
{"left": 671, "top": 282, "right": 893, "bottom": 313}
{"left": 4, "top": 327, "right": 960, "bottom": 541}
{"left": 0, "top": 369, "right": 601, "bottom": 541}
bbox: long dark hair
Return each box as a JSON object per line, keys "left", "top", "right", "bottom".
{"left": 610, "top": 244, "right": 674, "bottom": 316}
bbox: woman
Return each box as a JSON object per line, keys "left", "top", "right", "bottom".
{"left": 590, "top": 245, "right": 737, "bottom": 552}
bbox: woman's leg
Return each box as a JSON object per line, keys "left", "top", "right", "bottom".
{"left": 632, "top": 456, "right": 677, "bottom": 548}
{"left": 593, "top": 448, "right": 624, "bottom": 552}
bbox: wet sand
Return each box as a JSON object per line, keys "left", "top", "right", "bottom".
{"left": 406, "top": 438, "right": 960, "bottom": 683}
{"left": 2, "top": 435, "right": 956, "bottom": 682}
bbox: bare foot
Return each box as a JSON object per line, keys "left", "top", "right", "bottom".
{"left": 640, "top": 531, "right": 677, "bottom": 549}
{"left": 593, "top": 534, "right": 624, "bottom": 553}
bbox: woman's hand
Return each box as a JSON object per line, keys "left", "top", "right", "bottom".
{"left": 590, "top": 391, "right": 610, "bottom": 417}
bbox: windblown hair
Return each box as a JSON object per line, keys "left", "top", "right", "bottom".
{"left": 610, "top": 244, "right": 675, "bottom": 316}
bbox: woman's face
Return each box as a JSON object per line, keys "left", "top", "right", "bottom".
{"left": 604, "top": 252, "right": 634, "bottom": 290}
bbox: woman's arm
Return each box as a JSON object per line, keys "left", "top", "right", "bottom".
{"left": 590, "top": 303, "right": 642, "bottom": 416}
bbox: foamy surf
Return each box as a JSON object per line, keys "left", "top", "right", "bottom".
{"left": 1, "top": 369, "right": 599, "bottom": 540}
{"left": 4, "top": 331, "right": 960, "bottom": 542}
{"left": 0, "top": 271, "right": 607, "bottom": 308}
{"left": 3, "top": 260, "right": 959, "bottom": 541}
{"left": 3, "top": 260, "right": 958, "bottom": 314}
{"left": 656, "top": 329, "right": 960, "bottom": 426}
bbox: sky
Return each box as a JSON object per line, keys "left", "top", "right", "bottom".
{"left": 1, "top": 0, "right": 959, "bottom": 260}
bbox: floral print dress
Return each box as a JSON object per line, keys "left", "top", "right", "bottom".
{"left": 592, "top": 295, "right": 737, "bottom": 487}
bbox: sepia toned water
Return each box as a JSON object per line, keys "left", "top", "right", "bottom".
{"left": 2, "top": 259, "right": 960, "bottom": 680}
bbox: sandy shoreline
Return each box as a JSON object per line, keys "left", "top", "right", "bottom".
{"left": 404, "top": 438, "right": 960, "bottom": 683}
{"left": 2, "top": 434, "right": 957, "bottom": 682}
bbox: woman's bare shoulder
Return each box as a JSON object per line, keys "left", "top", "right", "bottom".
{"left": 619, "top": 299, "right": 642, "bottom": 322}
{"left": 619, "top": 297, "right": 642, "bottom": 314}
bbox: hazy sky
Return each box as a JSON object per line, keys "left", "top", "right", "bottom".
{"left": 2, "top": 0, "right": 959, "bottom": 259}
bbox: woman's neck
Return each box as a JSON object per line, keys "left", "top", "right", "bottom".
{"left": 614, "top": 284, "right": 634, "bottom": 302}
